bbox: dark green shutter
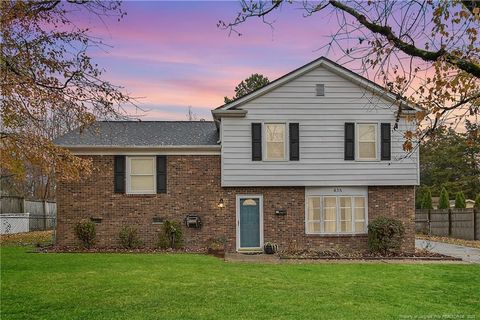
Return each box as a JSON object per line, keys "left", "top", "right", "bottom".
{"left": 156, "top": 156, "right": 167, "bottom": 193}
{"left": 114, "top": 155, "right": 125, "bottom": 193}
{"left": 381, "top": 123, "right": 391, "bottom": 160}
{"left": 344, "top": 123, "right": 355, "bottom": 160}
{"left": 251, "top": 123, "right": 262, "bottom": 161}
{"left": 289, "top": 123, "right": 299, "bottom": 161}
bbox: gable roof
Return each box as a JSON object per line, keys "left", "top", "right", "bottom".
{"left": 214, "top": 56, "right": 417, "bottom": 113}
{"left": 54, "top": 121, "right": 219, "bottom": 148}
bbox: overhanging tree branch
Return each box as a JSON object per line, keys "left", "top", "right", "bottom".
{"left": 328, "top": 0, "right": 480, "bottom": 78}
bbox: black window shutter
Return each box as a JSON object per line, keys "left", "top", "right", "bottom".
{"left": 156, "top": 156, "right": 167, "bottom": 193}
{"left": 114, "top": 155, "right": 126, "bottom": 193}
{"left": 289, "top": 123, "right": 299, "bottom": 161}
{"left": 344, "top": 123, "right": 355, "bottom": 160}
{"left": 251, "top": 123, "right": 262, "bottom": 161}
{"left": 381, "top": 123, "right": 391, "bottom": 160}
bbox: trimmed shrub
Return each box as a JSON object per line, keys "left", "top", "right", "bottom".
{"left": 421, "top": 189, "right": 433, "bottom": 209}
{"left": 119, "top": 226, "right": 143, "bottom": 249}
{"left": 368, "top": 217, "right": 405, "bottom": 255}
{"left": 475, "top": 194, "right": 480, "bottom": 209}
{"left": 158, "top": 220, "right": 183, "bottom": 249}
{"left": 438, "top": 187, "right": 450, "bottom": 209}
{"left": 415, "top": 188, "right": 426, "bottom": 209}
{"left": 74, "top": 220, "right": 96, "bottom": 248}
{"left": 455, "top": 191, "right": 466, "bottom": 209}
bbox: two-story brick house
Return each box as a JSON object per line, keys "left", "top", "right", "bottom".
{"left": 55, "top": 57, "right": 419, "bottom": 253}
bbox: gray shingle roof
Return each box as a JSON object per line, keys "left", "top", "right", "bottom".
{"left": 54, "top": 121, "right": 219, "bottom": 147}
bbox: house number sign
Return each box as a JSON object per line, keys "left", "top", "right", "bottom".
{"left": 333, "top": 187, "right": 343, "bottom": 193}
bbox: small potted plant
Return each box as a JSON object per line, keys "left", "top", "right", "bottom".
{"left": 264, "top": 242, "right": 278, "bottom": 254}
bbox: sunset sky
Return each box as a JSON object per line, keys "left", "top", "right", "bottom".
{"left": 81, "top": 1, "right": 344, "bottom": 120}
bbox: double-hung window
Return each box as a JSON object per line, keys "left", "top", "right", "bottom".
{"left": 357, "top": 123, "right": 378, "bottom": 160}
{"left": 306, "top": 195, "right": 367, "bottom": 234}
{"left": 265, "top": 123, "right": 286, "bottom": 161}
{"left": 127, "top": 157, "right": 156, "bottom": 194}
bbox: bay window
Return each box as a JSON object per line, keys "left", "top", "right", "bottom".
{"left": 306, "top": 195, "right": 367, "bottom": 234}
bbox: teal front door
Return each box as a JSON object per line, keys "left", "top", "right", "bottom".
{"left": 238, "top": 196, "right": 262, "bottom": 249}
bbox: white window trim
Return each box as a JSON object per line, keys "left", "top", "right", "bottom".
{"left": 263, "top": 122, "right": 288, "bottom": 162}
{"left": 305, "top": 194, "right": 368, "bottom": 236}
{"left": 126, "top": 156, "right": 156, "bottom": 195}
{"left": 356, "top": 122, "right": 379, "bottom": 161}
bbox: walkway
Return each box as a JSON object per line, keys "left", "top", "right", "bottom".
{"left": 416, "top": 239, "right": 480, "bottom": 264}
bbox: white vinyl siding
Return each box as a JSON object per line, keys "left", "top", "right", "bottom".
{"left": 265, "top": 123, "right": 286, "bottom": 161}
{"left": 221, "top": 64, "right": 419, "bottom": 186}
{"left": 127, "top": 157, "right": 156, "bottom": 194}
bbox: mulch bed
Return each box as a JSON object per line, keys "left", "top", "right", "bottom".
{"left": 36, "top": 246, "right": 208, "bottom": 254}
{"left": 279, "top": 249, "right": 461, "bottom": 261}
{"left": 32, "top": 246, "right": 460, "bottom": 261}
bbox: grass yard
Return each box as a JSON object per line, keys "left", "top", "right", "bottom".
{"left": 1, "top": 246, "right": 479, "bottom": 320}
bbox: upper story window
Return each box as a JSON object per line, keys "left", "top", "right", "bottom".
{"left": 357, "top": 123, "right": 378, "bottom": 160}
{"left": 265, "top": 123, "right": 286, "bottom": 161}
{"left": 127, "top": 157, "right": 156, "bottom": 194}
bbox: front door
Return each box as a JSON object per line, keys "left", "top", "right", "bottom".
{"left": 237, "top": 195, "right": 263, "bottom": 250}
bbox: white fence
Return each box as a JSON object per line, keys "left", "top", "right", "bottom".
{"left": 0, "top": 213, "right": 30, "bottom": 234}
{"left": 0, "top": 196, "right": 56, "bottom": 234}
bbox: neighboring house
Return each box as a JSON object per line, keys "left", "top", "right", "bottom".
{"left": 55, "top": 57, "right": 419, "bottom": 253}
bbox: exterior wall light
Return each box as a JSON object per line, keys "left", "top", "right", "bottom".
{"left": 217, "top": 198, "right": 225, "bottom": 208}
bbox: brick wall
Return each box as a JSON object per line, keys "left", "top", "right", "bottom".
{"left": 368, "top": 186, "right": 416, "bottom": 253}
{"left": 57, "top": 155, "right": 415, "bottom": 253}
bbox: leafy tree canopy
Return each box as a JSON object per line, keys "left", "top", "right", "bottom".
{"left": 224, "top": 73, "right": 269, "bottom": 104}
{"left": 1, "top": 0, "right": 133, "bottom": 190}
{"left": 420, "top": 121, "right": 479, "bottom": 199}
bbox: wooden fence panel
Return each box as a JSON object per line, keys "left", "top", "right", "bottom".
{"left": 0, "top": 196, "right": 23, "bottom": 214}
{"left": 24, "top": 200, "right": 56, "bottom": 231}
{"left": 476, "top": 211, "right": 479, "bottom": 241}
{"left": 451, "top": 209, "right": 475, "bottom": 240}
{"left": 415, "top": 209, "right": 429, "bottom": 233}
{"left": 429, "top": 210, "right": 450, "bottom": 237}
{"left": 415, "top": 208, "right": 478, "bottom": 240}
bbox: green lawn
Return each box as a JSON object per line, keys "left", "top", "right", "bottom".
{"left": 1, "top": 246, "right": 479, "bottom": 320}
